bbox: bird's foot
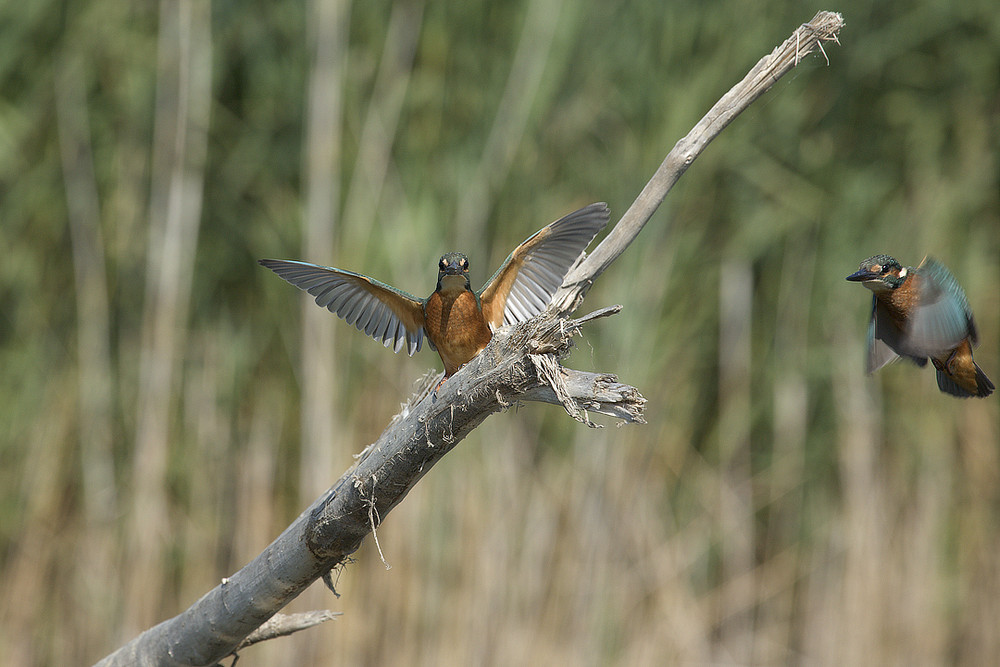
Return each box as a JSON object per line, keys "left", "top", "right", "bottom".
{"left": 431, "top": 375, "right": 449, "bottom": 401}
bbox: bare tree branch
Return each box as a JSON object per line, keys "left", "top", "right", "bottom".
{"left": 95, "top": 11, "right": 843, "bottom": 666}
{"left": 551, "top": 11, "right": 845, "bottom": 315}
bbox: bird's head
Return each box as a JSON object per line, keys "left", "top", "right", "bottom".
{"left": 437, "top": 252, "right": 471, "bottom": 292}
{"left": 846, "top": 254, "right": 907, "bottom": 293}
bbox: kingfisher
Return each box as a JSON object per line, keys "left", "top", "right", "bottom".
{"left": 260, "top": 202, "right": 609, "bottom": 383}
{"left": 846, "top": 254, "right": 994, "bottom": 398}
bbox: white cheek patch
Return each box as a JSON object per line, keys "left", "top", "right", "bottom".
{"left": 899, "top": 267, "right": 907, "bottom": 278}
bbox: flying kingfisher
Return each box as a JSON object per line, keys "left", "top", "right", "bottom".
{"left": 260, "top": 203, "right": 609, "bottom": 383}
{"left": 846, "top": 254, "right": 994, "bottom": 398}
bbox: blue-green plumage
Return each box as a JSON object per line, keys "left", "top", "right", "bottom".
{"left": 847, "top": 255, "right": 994, "bottom": 398}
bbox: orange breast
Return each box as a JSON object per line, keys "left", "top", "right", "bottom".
{"left": 423, "top": 290, "right": 493, "bottom": 376}
{"left": 882, "top": 275, "right": 922, "bottom": 329}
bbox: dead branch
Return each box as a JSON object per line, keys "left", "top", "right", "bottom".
{"left": 94, "top": 11, "right": 843, "bottom": 667}
{"left": 551, "top": 10, "right": 844, "bottom": 314}
{"left": 236, "top": 611, "right": 341, "bottom": 650}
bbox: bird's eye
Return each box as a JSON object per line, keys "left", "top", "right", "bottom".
{"left": 440, "top": 260, "right": 447, "bottom": 270}
{"left": 461, "top": 259, "right": 469, "bottom": 270}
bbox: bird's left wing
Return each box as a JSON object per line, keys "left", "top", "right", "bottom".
{"left": 479, "top": 202, "right": 609, "bottom": 329}
{"left": 906, "top": 257, "right": 977, "bottom": 355}
{"left": 259, "top": 259, "right": 426, "bottom": 355}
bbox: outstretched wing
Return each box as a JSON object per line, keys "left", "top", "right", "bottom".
{"left": 906, "top": 257, "right": 976, "bottom": 356}
{"left": 259, "top": 259, "right": 426, "bottom": 355}
{"left": 479, "top": 202, "right": 609, "bottom": 329}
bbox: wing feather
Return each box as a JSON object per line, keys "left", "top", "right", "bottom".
{"left": 479, "top": 202, "right": 610, "bottom": 328}
{"left": 259, "top": 259, "right": 426, "bottom": 355}
{"left": 868, "top": 298, "right": 901, "bottom": 372}
{"left": 369, "top": 307, "right": 391, "bottom": 341}
{"left": 869, "top": 297, "right": 926, "bottom": 371}
{"left": 905, "top": 257, "right": 976, "bottom": 355}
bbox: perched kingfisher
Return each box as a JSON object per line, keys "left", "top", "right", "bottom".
{"left": 260, "top": 202, "right": 609, "bottom": 382}
{"left": 846, "top": 254, "right": 994, "bottom": 398}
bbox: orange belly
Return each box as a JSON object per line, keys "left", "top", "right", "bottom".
{"left": 423, "top": 290, "right": 493, "bottom": 376}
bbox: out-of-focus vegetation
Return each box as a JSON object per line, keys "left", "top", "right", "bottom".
{"left": 1, "top": 0, "right": 998, "bottom": 664}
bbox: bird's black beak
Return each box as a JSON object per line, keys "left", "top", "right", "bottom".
{"left": 846, "top": 269, "right": 876, "bottom": 282}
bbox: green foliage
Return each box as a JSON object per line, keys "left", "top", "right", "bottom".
{"left": 1, "top": 0, "right": 998, "bottom": 664}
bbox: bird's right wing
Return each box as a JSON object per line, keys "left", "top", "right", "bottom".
{"left": 869, "top": 298, "right": 927, "bottom": 372}
{"left": 259, "top": 259, "right": 426, "bottom": 355}
{"left": 868, "top": 298, "right": 901, "bottom": 373}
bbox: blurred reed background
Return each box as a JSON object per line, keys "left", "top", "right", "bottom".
{"left": 1, "top": 0, "right": 998, "bottom": 665}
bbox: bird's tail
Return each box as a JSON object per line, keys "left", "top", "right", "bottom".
{"left": 973, "top": 363, "right": 996, "bottom": 398}
{"left": 936, "top": 363, "right": 995, "bottom": 398}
